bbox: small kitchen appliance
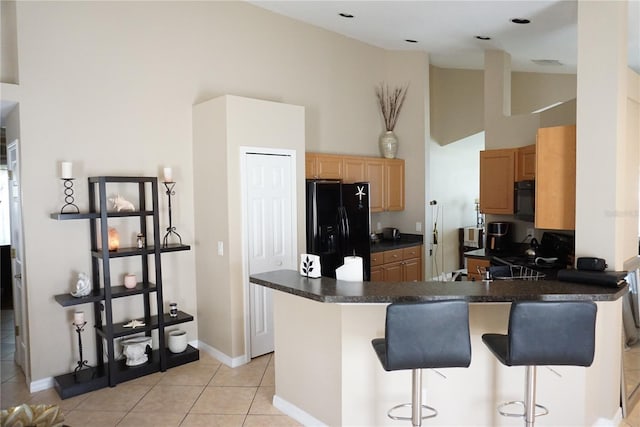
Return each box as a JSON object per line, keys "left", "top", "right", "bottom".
{"left": 514, "top": 180, "right": 535, "bottom": 222}
{"left": 382, "top": 227, "right": 400, "bottom": 241}
{"left": 486, "top": 222, "right": 512, "bottom": 252}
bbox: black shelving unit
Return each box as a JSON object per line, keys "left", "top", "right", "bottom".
{"left": 52, "top": 176, "right": 198, "bottom": 399}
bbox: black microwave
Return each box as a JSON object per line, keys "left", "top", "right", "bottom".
{"left": 514, "top": 180, "right": 535, "bottom": 222}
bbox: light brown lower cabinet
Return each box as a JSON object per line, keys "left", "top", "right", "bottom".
{"left": 370, "top": 245, "right": 422, "bottom": 282}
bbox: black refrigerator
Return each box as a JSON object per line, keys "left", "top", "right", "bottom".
{"left": 306, "top": 180, "right": 371, "bottom": 280}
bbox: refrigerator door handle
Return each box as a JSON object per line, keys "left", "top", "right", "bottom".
{"left": 338, "top": 207, "right": 350, "bottom": 254}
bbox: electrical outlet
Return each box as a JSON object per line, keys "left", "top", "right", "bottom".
{"left": 526, "top": 228, "right": 535, "bottom": 238}
{"left": 416, "top": 222, "right": 422, "bottom": 232}
{"left": 376, "top": 222, "right": 382, "bottom": 231}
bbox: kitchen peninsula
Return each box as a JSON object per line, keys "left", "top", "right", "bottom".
{"left": 250, "top": 270, "right": 627, "bottom": 426}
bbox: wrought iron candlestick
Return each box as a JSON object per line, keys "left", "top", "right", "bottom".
{"left": 162, "top": 181, "right": 183, "bottom": 247}
{"left": 60, "top": 178, "right": 80, "bottom": 214}
{"left": 73, "top": 321, "right": 91, "bottom": 378}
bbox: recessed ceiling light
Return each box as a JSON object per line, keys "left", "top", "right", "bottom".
{"left": 338, "top": 12, "right": 354, "bottom": 18}
{"left": 475, "top": 36, "right": 491, "bottom": 41}
{"left": 405, "top": 39, "right": 418, "bottom": 43}
{"left": 511, "top": 18, "right": 531, "bottom": 24}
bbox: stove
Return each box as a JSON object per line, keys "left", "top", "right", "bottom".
{"left": 488, "top": 232, "right": 574, "bottom": 281}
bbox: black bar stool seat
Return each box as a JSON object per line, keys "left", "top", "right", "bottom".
{"left": 372, "top": 300, "right": 471, "bottom": 426}
{"left": 482, "top": 301, "right": 597, "bottom": 427}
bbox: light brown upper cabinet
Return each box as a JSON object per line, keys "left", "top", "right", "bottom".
{"left": 342, "top": 156, "right": 366, "bottom": 183}
{"left": 516, "top": 144, "right": 536, "bottom": 181}
{"left": 479, "top": 148, "right": 516, "bottom": 215}
{"left": 305, "top": 153, "right": 343, "bottom": 179}
{"left": 306, "top": 153, "right": 405, "bottom": 212}
{"left": 535, "top": 125, "right": 576, "bottom": 230}
{"left": 384, "top": 159, "right": 405, "bottom": 211}
{"left": 363, "top": 158, "right": 405, "bottom": 212}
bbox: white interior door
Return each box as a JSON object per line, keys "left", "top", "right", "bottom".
{"left": 7, "top": 140, "right": 28, "bottom": 374}
{"left": 246, "top": 152, "right": 294, "bottom": 358}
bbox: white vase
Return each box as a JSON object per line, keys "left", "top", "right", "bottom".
{"left": 379, "top": 131, "right": 398, "bottom": 159}
{"left": 168, "top": 330, "right": 188, "bottom": 353}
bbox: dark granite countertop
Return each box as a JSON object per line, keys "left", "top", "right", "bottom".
{"left": 250, "top": 269, "right": 628, "bottom": 303}
{"left": 370, "top": 233, "right": 423, "bottom": 253}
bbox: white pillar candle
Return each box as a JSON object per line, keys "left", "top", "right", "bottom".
{"left": 61, "top": 162, "right": 73, "bottom": 179}
{"left": 74, "top": 310, "right": 85, "bottom": 326}
{"left": 163, "top": 167, "right": 172, "bottom": 182}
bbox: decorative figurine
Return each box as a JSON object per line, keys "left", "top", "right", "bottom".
{"left": 122, "top": 319, "right": 146, "bottom": 328}
{"left": 121, "top": 336, "right": 152, "bottom": 366}
{"left": 108, "top": 194, "right": 135, "bottom": 212}
{"left": 71, "top": 272, "right": 92, "bottom": 298}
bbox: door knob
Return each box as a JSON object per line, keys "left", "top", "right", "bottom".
{"left": 277, "top": 261, "right": 283, "bottom": 266}
{"left": 14, "top": 273, "right": 21, "bottom": 279}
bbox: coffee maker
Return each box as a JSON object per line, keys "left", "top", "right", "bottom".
{"left": 486, "top": 222, "right": 512, "bottom": 252}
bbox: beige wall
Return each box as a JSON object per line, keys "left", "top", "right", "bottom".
{"left": 193, "top": 95, "right": 305, "bottom": 360}
{"left": 8, "top": 1, "right": 428, "bottom": 382}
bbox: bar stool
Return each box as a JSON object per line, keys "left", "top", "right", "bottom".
{"left": 482, "top": 301, "right": 597, "bottom": 427}
{"left": 371, "top": 300, "right": 471, "bottom": 426}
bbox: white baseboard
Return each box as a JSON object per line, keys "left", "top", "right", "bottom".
{"left": 272, "top": 395, "right": 327, "bottom": 427}
{"left": 194, "top": 340, "right": 249, "bottom": 368}
{"left": 30, "top": 377, "right": 53, "bottom": 393}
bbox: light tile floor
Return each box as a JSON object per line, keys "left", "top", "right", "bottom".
{"left": 1, "top": 308, "right": 639, "bottom": 426}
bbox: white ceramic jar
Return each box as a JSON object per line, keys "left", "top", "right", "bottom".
{"left": 168, "top": 330, "right": 187, "bottom": 353}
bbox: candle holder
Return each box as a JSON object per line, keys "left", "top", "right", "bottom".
{"left": 162, "top": 181, "right": 183, "bottom": 247}
{"left": 60, "top": 178, "right": 80, "bottom": 214}
{"left": 72, "top": 321, "right": 93, "bottom": 382}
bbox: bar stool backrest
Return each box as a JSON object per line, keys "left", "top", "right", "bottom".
{"left": 385, "top": 300, "right": 471, "bottom": 371}
{"left": 507, "top": 301, "right": 597, "bottom": 366}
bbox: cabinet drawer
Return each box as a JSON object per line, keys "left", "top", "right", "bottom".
{"left": 383, "top": 249, "right": 403, "bottom": 264}
{"left": 402, "top": 246, "right": 420, "bottom": 260}
{"left": 370, "top": 252, "right": 383, "bottom": 267}
{"left": 466, "top": 258, "right": 490, "bottom": 281}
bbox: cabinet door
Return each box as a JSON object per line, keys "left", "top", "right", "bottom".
{"left": 466, "top": 258, "right": 490, "bottom": 281}
{"left": 370, "top": 266, "right": 384, "bottom": 282}
{"left": 402, "top": 246, "right": 422, "bottom": 281}
{"left": 385, "top": 159, "right": 405, "bottom": 211}
{"left": 316, "top": 154, "right": 343, "bottom": 179}
{"left": 366, "top": 159, "right": 385, "bottom": 212}
{"left": 535, "top": 125, "right": 576, "bottom": 230}
{"left": 402, "top": 258, "right": 421, "bottom": 281}
{"left": 516, "top": 144, "right": 536, "bottom": 181}
{"left": 343, "top": 156, "right": 366, "bottom": 183}
{"left": 479, "top": 149, "right": 515, "bottom": 214}
{"left": 382, "top": 261, "right": 403, "bottom": 282}
{"left": 305, "top": 153, "right": 317, "bottom": 179}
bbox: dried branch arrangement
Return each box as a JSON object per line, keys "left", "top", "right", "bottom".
{"left": 375, "top": 83, "right": 408, "bottom": 131}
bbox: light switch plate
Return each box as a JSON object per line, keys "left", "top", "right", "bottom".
{"left": 217, "top": 241, "right": 224, "bottom": 256}
{"left": 416, "top": 222, "right": 422, "bottom": 232}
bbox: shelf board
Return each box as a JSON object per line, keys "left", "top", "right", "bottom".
{"left": 91, "top": 244, "right": 191, "bottom": 258}
{"left": 88, "top": 176, "right": 158, "bottom": 183}
{"left": 50, "top": 212, "right": 99, "bottom": 220}
{"left": 54, "top": 283, "right": 158, "bottom": 307}
{"left": 53, "top": 345, "right": 198, "bottom": 399}
{"left": 51, "top": 211, "right": 154, "bottom": 220}
{"left": 96, "top": 310, "right": 194, "bottom": 339}
{"left": 53, "top": 366, "right": 108, "bottom": 400}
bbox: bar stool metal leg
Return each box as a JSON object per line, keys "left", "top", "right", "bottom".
{"left": 525, "top": 366, "right": 535, "bottom": 427}
{"left": 387, "top": 369, "right": 437, "bottom": 426}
